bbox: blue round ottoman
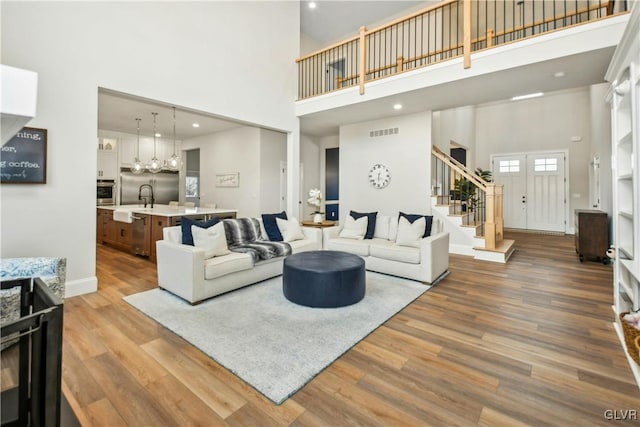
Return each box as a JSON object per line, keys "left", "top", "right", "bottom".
{"left": 283, "top": 250, "right": 365, "bottom": 308}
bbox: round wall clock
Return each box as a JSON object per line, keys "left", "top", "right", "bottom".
{"left": 368, "top": 163, "right": 391, "bottom": 189}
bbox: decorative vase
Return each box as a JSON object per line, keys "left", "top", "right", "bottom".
{"left": 313, "top": 213, "right": 323, "bottom": 224}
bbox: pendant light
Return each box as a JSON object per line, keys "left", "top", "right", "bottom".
{"left": 131, "top": 118, "right": 144, "bottom": 175}
{"left": 166, "top": 106, "right": 181, "bottom": 171}
{"left": 147, "top": 112, "right": 162, "bottom": 173}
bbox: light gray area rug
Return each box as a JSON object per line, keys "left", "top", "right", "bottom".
{"left": 123, "top": 272, "right": 430, "bottom": 404}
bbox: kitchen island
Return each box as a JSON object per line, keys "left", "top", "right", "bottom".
{"left": 97, "top": 205, "right": 237, "bottom": 262}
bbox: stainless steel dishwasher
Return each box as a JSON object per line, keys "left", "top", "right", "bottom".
{"left": 131, "top": 215, "right": 148, "bottom": 256}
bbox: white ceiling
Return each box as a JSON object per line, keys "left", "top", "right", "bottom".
{"left": 301, "top": 1, "right": 429, "bottom": 44}
{"left": 98, "top": 90, "right": 242, "bottom": 140}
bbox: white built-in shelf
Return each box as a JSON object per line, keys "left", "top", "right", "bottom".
{"left": 620, "top": 281, "right": 634, "bottom": 303}
{"left": 621, "top": 259, "right": 640, "bottom": 282}
{"left": 619, "top": 246, "right": 634, "bottom": 260}
{"left": 619, "top": 210, "right": 634, "bottom": 219}
{"left": 619, "top": 131, "right": 633, "bottom": 146}
{"left": 607, "top": 2, "right": 639, "bottom": 388}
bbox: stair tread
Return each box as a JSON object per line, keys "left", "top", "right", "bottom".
{"left": 473, "top": 239, "right": 515, "bottom": 254}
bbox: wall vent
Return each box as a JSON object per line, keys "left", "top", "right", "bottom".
{"left": 369, "top": 127, "right": 399, "bottom": 138}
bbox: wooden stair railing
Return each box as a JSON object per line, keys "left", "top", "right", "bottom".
{"left": 431, "top": 146, "right": 504, "bottom": 250}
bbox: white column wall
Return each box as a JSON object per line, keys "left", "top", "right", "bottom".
{"left": 339, "top": 111, "right": 432, "bottom": 221}
{"left": 300, "top": 134, "right": 321, "bottom": 219}
{"left": 259, "top": 129, "right": 288, "bottom": 215}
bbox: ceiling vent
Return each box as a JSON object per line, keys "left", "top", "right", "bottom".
{"left": 369, "top": 127, "right": 399, "bottom": 138}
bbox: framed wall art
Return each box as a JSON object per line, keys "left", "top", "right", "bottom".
{"left": 215, "top": 172, "right": 239, "bottom": 187}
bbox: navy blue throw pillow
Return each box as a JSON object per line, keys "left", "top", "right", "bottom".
{"left": 350, "top": 211, "right": 377, "bottom": 239}
{"left": 261, "top": 211, "right": 288, "bottom": 241}
{"left": 181, "top": 216, "right": 221, "bottom": 246}
{"left": 399, "top": 212, "right": 433, "bottom": 237}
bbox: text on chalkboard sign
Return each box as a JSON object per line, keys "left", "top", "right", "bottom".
{"left": 1, "top": 127, "right": 47, "bottom": 184}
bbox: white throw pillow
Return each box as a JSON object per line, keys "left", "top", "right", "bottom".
{"left": 339, "top": 215, "right": 368, "bottom": 239}
{"left": 395, "top": 216, "right": 426, "bottom": 247}
{"left": 192, "top": 222, "right": 230, "bottom": 259}
{"left": 276, "top": 217, "right": 305, "bottom": 242}
{"left": 388, "top": 215, "right": 399, "bottom": 241}
{"left": 373, "top": 214, "right": 390, "bottom": 239}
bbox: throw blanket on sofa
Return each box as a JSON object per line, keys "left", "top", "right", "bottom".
{"left": 223, "top": 218, "right": 291, "bottom": 263}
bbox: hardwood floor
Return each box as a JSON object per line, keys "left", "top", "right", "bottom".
{"left": 62, "top": 232, "right": 640, "bottom": 426}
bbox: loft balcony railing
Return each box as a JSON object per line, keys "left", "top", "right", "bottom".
{"left": 296, "top": 0, "right": 629, "bottom": 100}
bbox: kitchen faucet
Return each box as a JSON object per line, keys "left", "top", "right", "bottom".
{"left": 138, "top": 184, "right": 155, "bottom": 208}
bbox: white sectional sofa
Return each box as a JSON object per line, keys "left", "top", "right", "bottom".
{"left": 156, "top": 220, "right": 321, "bottom": 304}
{"left": 322, "top": 215, "right": 449, "bottom": 284}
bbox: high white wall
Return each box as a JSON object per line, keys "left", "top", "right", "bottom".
{"left": 475, "top": 87, "right": 593, "bottom": 231}
{"left": 0, "top": 2, "right": 300, "bottom": 295}
{"left": 260, "top": 128, "right": 288, "bottom": 214}
{"left": 182, "top": 126, "right": 260, "bottom": 217}
{"left": 300, "top": 134, "right": 321, "bottom": 219}
{"left": 181, "top": 127, "right": 287, "bottom": 217}
{"left": 339, "top": 111, "right": 432, "bottom": 222}
{"left": 434, "top": 106, "right": 477, "bottom": 167}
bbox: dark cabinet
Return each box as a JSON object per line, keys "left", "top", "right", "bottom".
{"left": 574, "top": 210, "right": 609, "bottom": 264}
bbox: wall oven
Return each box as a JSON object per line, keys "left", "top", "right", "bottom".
{"left": 97, "top": 180, "right": 116, "bottom": 205}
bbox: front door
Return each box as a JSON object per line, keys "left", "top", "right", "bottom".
{"left": 526, "top": 153, "right": 566, "bottom": 232}
{"left": 492, "top": 151, "right": 566, "bottom": 232}
{"left": 493, "top": 154, "right": 527, "bottom": 229}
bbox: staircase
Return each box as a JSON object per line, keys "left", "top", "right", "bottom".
{"left": 431, "top": 146, "right": 515, "bottom": 263}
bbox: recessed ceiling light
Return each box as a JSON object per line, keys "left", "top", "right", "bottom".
{"left": 155, "top": 133, "right": 162, "bottom": 137}
{"left": 510, "top": 92, "right": 543, "bottom": 101}
{"left": 308, "top": 2, "right": 316, "bottom": 9}
{"left": 393, "top": 103, "right": 403, "bottom": 110}
{"left": 553, "top": 71, "right": 566, "bottom": 78}
{"left": 192, "top": 123, "right": 200, "bottom": 128}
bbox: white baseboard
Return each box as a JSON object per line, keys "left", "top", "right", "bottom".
{"left": 65, "top": 276, "right": 97, "bottom": 298}
{"left": 449, "top": 243, "right": 475, "bottom": 257}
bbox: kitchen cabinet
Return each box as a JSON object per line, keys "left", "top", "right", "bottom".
{"left": 574, "top": 210, "right": 608, "bottom": 263}
{"left": 97, "top": 206, "right": 237, "bottom": 261}
{"left": 100, "top": 210, "right": 118, "bottom": 246}
{"left": 119, "top": 137, "right": 180, "bottom": 168}
{"left": 97, "top": 150, "right": 118, "bottom": 179}
{"left": 97, "top": 209, "right": 133, "bottom": 253}
{"left": 150, "top": 216, "right": 171, "bottom": 262}
{"left": 97, "top": 209, "right": 105, "bottom": 242}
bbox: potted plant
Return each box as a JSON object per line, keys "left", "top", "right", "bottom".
{"left": 467, "top": 168, "right": 493, "bottom": 217}
{"left": 307, "top": 188, "right": 324, "bottom": 223}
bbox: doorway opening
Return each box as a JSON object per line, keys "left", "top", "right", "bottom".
{"left": 185, "top": 149, "right": 200, "bottom": 207}
{"left": 325, "top": 58, "right": 345, "bottom": 92}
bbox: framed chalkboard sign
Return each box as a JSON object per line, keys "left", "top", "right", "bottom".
{"left": 1, "top": 127, "right": 47, "bottom": 184}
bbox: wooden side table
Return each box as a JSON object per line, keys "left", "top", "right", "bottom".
{"left": 301, "top": 220, "right": 337, "bottom": 228}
